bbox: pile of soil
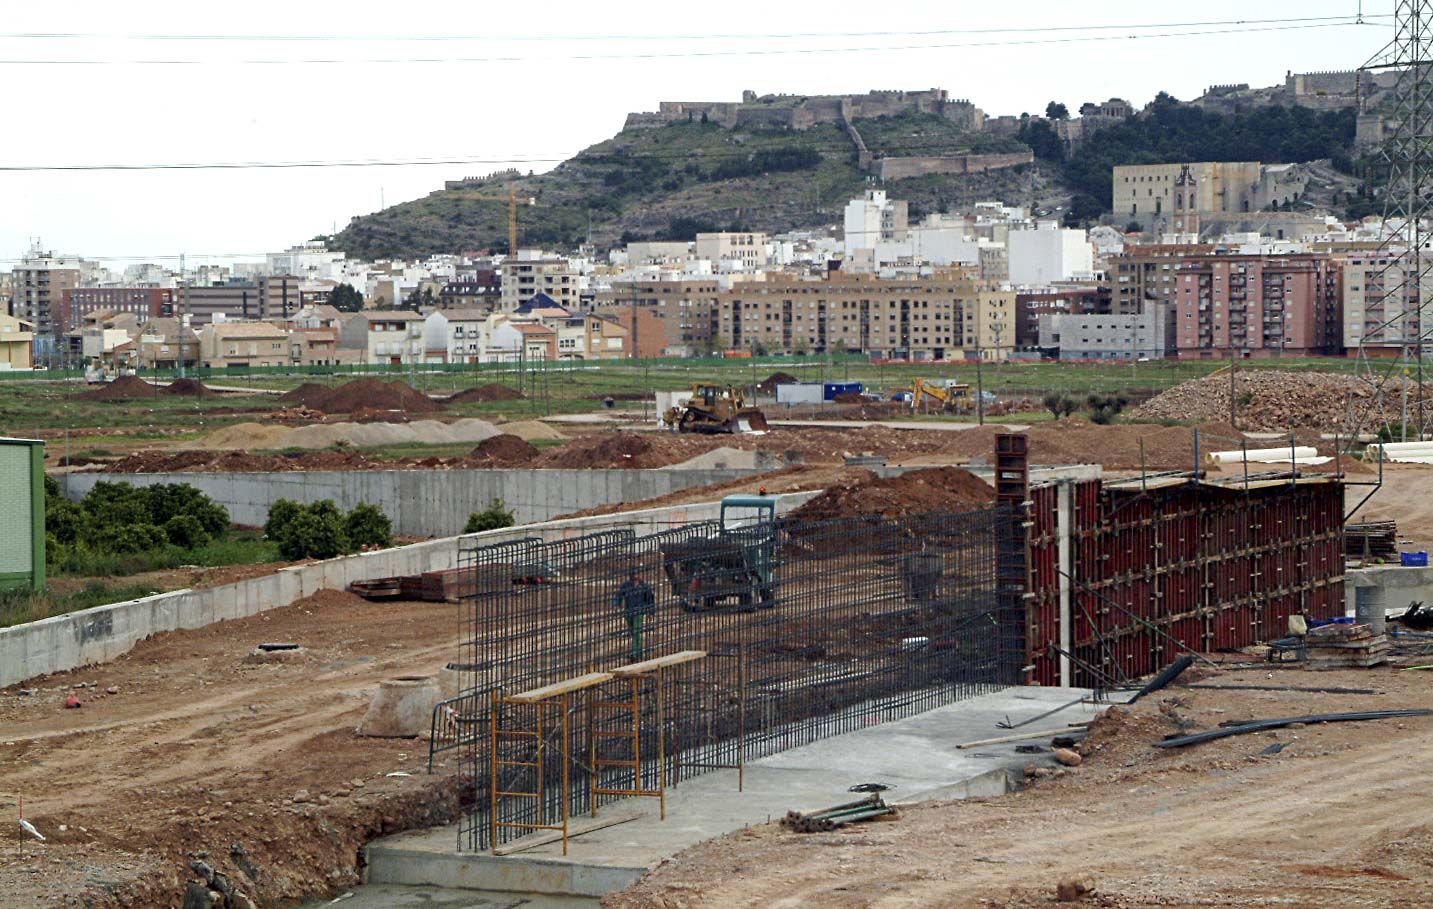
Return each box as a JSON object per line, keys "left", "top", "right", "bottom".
{"left": 537, "top": 433, "right": 672, "bottom": 469}
{"left": 933, "top": 420, "right": 1248, "bottom": 471}
{"left": 757, "top": 372, "right": 799, "bottom": 393}
{"left": 467, "top": 433, "right": 540, "bottom": 464}
{"left": 76, "top": 375, "right": 162, "bottom": 401}
{"left": 789, "top": 466, "right": 995, "bottom": 522}
{"left": 276, "top": 379, "right": 443, "bottom": 414}
{"left": 448, "top": 383, "right": 526, "bottom": 403}
{"left": 160, "top": 377, "right": 216, "bottom": 397}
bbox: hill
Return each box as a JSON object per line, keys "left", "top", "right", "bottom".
{"left": 331, "top": 93, "right": 1364, "bottom": 259}
{"left": 330, "top": 114, "right": 1034, "bottom": 260}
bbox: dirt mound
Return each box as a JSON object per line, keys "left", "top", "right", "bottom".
{"left": 933, "top": 420, "right": 1245, "bottom": 471}
{"left": 278, "top": 382, "right": 332, "bottom": 405}
{"left": 1132, "top": 370, "right": 1417, "bottom": 432}
{"left": 467, "top": 434, "right": 540, "bottom": 464}
{"left": 448, "top": 383, "right": 525, "bottom": 403}
{"left": 76, "top": 375, "right": 162, "bottom": 401}
{"left": 538, "top": 432, "right": 676, "bottom": 469}
{"left": 500, "top": 420, "right": 567, "bottom": 441}
{"left": 789, "top": 466, "right": 995, "bottom": 522}
{"left": 757, "top": 371, "right": 799, "bottom": 393}
{"left": 160, "top": 377, "right": 215, "bottom": 397}
{"left": 275, "top": 379, "right": 442, "bottom": 414}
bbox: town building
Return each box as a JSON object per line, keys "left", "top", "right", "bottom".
{"left": 1015, "top": 287, "right": 1110, "bottom": 348}
{"left": 59, "top": 287, "right": 174, "bottom": 333}
{"left": 1006, "top": 222, "right": 1095, "bottom": 285}
{"left": 438, "top": 271, "right": 502, "bottom": 311}
{"left": 695, "top": 232, "right": 769, "bottom": 271}
{"left": 422, "top": 308, "right": 495, "bottom": 364}
{"left": 843, "top": 191, "right": 908, "bottom": 257}
{"left": 1341, "top": 251, "right": 1433, "bottom": 352}
{"left": 134, "top": 318, "right": 199, "bottom": 371}
{"left": 592, "top": 279, "right": 722, "bottom": 355}
{"left": 338, "top": 311, "right": 427, "bottom": 365}
{"left": 1173, "top": 253, "right": 1343, "bottom": 358}
{"left": 1113, "top": 162, "right": 1308, "bottom": 234}
{"left": 198, "top": 321, "right": 290, "bottom": 369}
{"left": 500, "top": 252, "right": 580, "bottom": 309}
{"left": 1038, "top": 306, "right": 1171, "bottom": 361}
{"left": 0, "top": 314, "right": 35, "bottom": 369}
{"left": 554, "top": 313, "right": 628, "bottom": 360}
{"left": 10, "top": 248, "right": 85, "bottom": 347}
{"left": 178, "top": 277, "right": 303, "bottom": 326}
{"left": 1111, "top": 243, "right": 1217, "bottom": 315}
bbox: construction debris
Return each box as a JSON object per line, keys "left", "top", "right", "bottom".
{"left": 1131, "top": 369, "right": 1422, "bottom": 432}
{"left": 1153, "top": 709, "right": 1432, "bottom": 748}
{"left": 789, "top": 466, "right": 994, "bottom": 522}
{"left": 780, "top": 794, "right": 895, "bottom": 832}
{"left": 1346, "top": 521, "right": 1399, "bottom": 562}
{"left": 1305, "top": 622, "right": 1389, "bottom": 670}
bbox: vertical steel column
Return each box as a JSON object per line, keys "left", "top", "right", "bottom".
{"left": 1055, "top": 480, "right": 1074, "bottom": 687}
{"left": 994, "top": 433, "right": 1031, "bottom": 685}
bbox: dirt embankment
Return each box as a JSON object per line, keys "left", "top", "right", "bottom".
{"left": 277, "top": 379, "right": 443, "bottom": 414}
{"left": 789, "top": 466, "right": 995, "bottom": 522}
{"left": 0, "top": 589, "right": 467, "bottom": 908}
{"left": 606, "top": 668, "right": 1433, "bottom": 909}
{"left": 446, "top": 383, "right": 525, "bottom": 403}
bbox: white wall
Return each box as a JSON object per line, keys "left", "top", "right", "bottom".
{"left": 1007, "top": 224, "right": 1094, "bottom": 286}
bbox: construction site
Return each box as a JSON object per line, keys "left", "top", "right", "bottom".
{"left": 5, "top": 341, "right": 1433, "bottom": 909}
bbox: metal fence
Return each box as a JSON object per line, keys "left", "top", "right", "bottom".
{"left": 453, "top": 506, "right": 1014, "bottom": 851}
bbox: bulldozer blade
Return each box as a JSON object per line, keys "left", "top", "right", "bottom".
{"left": 739, "top": 409, "right": 770, "bottom": 432}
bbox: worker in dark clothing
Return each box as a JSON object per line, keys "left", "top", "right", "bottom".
{"left": 614, "top": 571, "right": 656, "bottom": 661}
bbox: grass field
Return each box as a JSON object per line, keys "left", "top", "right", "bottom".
{"left": 0, "top": 355, "right": 1365, "bottom": 439}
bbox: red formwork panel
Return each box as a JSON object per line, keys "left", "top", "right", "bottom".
{"left": 1026, "top": 478, "right": 1345, "bottom": 687}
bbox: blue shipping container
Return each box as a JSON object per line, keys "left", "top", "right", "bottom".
{"left": 823, "top": 382, "right": 863, "bottom": 401}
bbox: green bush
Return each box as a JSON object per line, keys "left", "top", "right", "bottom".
{"left": 465, "top": 499, "right": 515, "bottom": 534}
{"left": 162, "top": 513, "right": 212, "bottom": 549}
{"left": 264, "top": 498, "right": 302, "bottom": 539}
{"left": 44, "top": 474, "right": 60, "bottom": 500}
{"left": 91, "top": 523, "right": 168, "bottom": 554}
{"left": 80, "top": 481, "right": 151, "bottom": 526}
{"left": 344, "top": 502, "right": 393, "bottom": 549}
{"left": 144, "top": 483, "right": 230, "bottom": 535}
{"left": 46, "top": 499, "right": 89, "bottom": 545}
{"left": 278, "top": 507, "right": 348, "bottom": 560}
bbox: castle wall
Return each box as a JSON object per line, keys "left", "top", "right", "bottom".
{"left": 875, "top": 150, "right": 1032, "bottom": 181}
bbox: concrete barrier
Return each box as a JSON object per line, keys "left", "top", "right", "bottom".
{"left": 0, "top": 491, "right": 821, "bottom": 690}
{"left": 61, "top": 468, "right": 767, "bottom": 537}
{"left": 1344, "top": 564, "right": 1433, "bottom": 617}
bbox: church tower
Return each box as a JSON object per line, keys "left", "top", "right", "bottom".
{"left": 1172, "top": 164, "right": 1200, "bottom": 237}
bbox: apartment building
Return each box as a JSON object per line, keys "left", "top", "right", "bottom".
{"left": 1007, "top": 222, "right": 1095, "bottom": 285}
{"left": 500, "top": 253, "right": 579, "bottom": 309}
{"left": 11, "top": 253, "right": 81, "bottom": 343}
{"left": 695, "top": 232, "right": 769, "bottom": 270}
{"left": 1014, "top": 287, "right": 1109, "bottom": 347}
{"left": 1174, "top": 253, "right": 1342, "bottom": 358}
{"left": 0, "top": 314, "right": 35, "bottom": 369}
{"left": 592, "top": 279, "right": 722, "bottom": 354}
{"left": 59, "top": 287, "right": 174, "bottom": 333}
{"left": 1112, "top": 244, "right": 1216, "bottom": 315}
{"left": 134, "top": 318, "right": 199, "bottom": 370}
{"left": 1342, "top": 251, "right": 1433, "bottom": 351}
{"left": 438, "top": 271, "right": 502, "bottom": 312}
{"left": 843, "top": 190, "right": 908, "bottom": 256}
{"left": 422, "top": 308, "right": 494, "bottom": 364}
{"left": 717, "top": 274, "right": 1015, "bottom": 360}
{"left": 338, "top": 311, "right": 427, "bottom": 365}
{"left": 1038, "top": 306, "right": 1170, "bottom": 361}
{"left": 555, "top": 314, "right": 628, "bottom": 360}
{"left": 179, "top": 277, "right": 302, "bottom": 326}
{"left": 197, "top": 321, "right": 290, "bottom": 369}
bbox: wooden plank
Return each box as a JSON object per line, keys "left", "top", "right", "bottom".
{"left": 492, "top": 810, "right": 646, "bottom": 856}
{"left": 611, "top": 650, "right": 708, "bottom": 676}
{"left": 505, "top": 672, "right": 614, "bottom": 703}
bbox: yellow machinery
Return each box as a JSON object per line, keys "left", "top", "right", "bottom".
{"left": 662, "top": 384, "right": 770, "bottom": 434}
{"left": 911, "top": 379, "right": 973, "bottom": 414}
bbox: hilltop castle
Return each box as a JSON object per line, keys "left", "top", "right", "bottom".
{"left": 624, "top": 89, "right": 986, "bottom": 132}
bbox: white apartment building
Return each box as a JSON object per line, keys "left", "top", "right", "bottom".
{"left": 266, "top": 241, "right": 349, "bottom": 281}
{"left": 694, "top": 233, "right": 769, "bottom": 271}
{"left": 422, "top": 308, "right": 495, "bottom": 364}
{"left": 1007, "top": 222, "right": 1094, "bottom": 286}
{"left": 1343, "top": 251, "right": 1433, "bottom": 350}
{"left": 842, "top": 190, "right": 908, "bottom": 257}
{"left": 339, "top": 311, "right": 426, "bottom": 365}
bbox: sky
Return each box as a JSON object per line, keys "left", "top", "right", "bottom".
{"left": 0, "top": 0, "right": 1397, "bottom": 268}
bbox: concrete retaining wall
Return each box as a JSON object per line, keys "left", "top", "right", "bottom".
{"left": 61, "top": 468, "right": 765, "bottom": 537}
{"left": 0, "top": 491, "right": 821, "bottom": 690}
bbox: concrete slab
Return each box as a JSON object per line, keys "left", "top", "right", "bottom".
{"left": 299, "top": 884, "right": 594, "bottom": 909}
{"left": 364, "top": 687, "right": 1103, "bottom": 900}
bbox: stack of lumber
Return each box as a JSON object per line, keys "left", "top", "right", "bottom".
{"left": 351, "top": 568, "right": 475, "bottom": 602}
{"left": 1305, "top": 622, "right": 1388, "bottom": 670}
{"left": 1345, "top": 521, "right": 1399, "bottom": 562}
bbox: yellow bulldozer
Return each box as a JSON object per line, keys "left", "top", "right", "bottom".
{"left": 662, "top": 384, "right": 770, "bottom": 434}
{"left": 911, "top": 378, "right": 973, "bottom": 414}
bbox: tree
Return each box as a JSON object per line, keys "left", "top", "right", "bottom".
{"left": 276, "top": 504, "right": 348, "bottom": 560}
{"left": 344, "top": 502, "right": 393, "bottom": 549}
{"left": 1042, "top": 393, "right": 1077, "bottom": 421}
{"left": 1016, "top": 118, "right": 1064, "bottom": 162}
{"left": 329, "top": 283, "right": 365, "bottom": 312}
{"left": 465, "top": 499, "right": 515, "bottom": 533}
{"left": 1046, "top": 101, "right": 1070, "bottom": 120}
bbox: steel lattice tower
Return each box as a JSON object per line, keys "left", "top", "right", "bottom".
{"left": 1360, "top": 1, "right": 1433, "bottom": 438}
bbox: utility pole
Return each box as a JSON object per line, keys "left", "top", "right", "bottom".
{"left": 177, "top": 252, "right": 186, "bottom": 380}
{"left": 975, "top": 300, "right": 985, "bottom": 426}
{"left": 1228, "top": 344, "right": 1236, "bottom": 430}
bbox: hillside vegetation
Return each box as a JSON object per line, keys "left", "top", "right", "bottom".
{"left": 332, "top": 94, "right": 1363, "bottom": 259}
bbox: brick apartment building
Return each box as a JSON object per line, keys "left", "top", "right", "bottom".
{"left": 1174, "top": 253, "right": 1343, "bottom": 358}
{"left": 59, "top": 287, "right": 174, "bottom": 333}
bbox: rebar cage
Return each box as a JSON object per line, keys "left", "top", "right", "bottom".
{"left": 453, "top": 505, "right": 1015, "bottom": 851}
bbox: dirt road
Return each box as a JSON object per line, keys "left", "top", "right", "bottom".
{"left": 606, "top": 670, "right": 1433, "bottom": 908}
{"left": 0, "top": 590, "right": 466, "bottom": 908}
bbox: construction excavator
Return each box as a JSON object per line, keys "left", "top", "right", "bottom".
{"left": 662, "top": 383, "right": 770, "bottom": 434}
{"left": 910, "top": 379, "right": 973, "bottom": 414}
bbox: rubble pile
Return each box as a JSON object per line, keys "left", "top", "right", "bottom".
{"left": 275, "top": 379, "right": 443, "bottom": 414}
{"left": 75, "top": 376, "right": 163, "bottom": 401}
{"left": 1131, "top": 370, "right": 1421, "bottom": 431}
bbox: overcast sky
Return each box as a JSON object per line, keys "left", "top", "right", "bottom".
{"left": 0, "top": 0, "right": 1394, "bottom": 267}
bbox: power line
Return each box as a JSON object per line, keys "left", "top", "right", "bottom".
{"left": 0, "top": 15, "right": 1390, "bottom": 43}
{"left": 0, "top": 20, "right": 1379, "bottom": 65}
